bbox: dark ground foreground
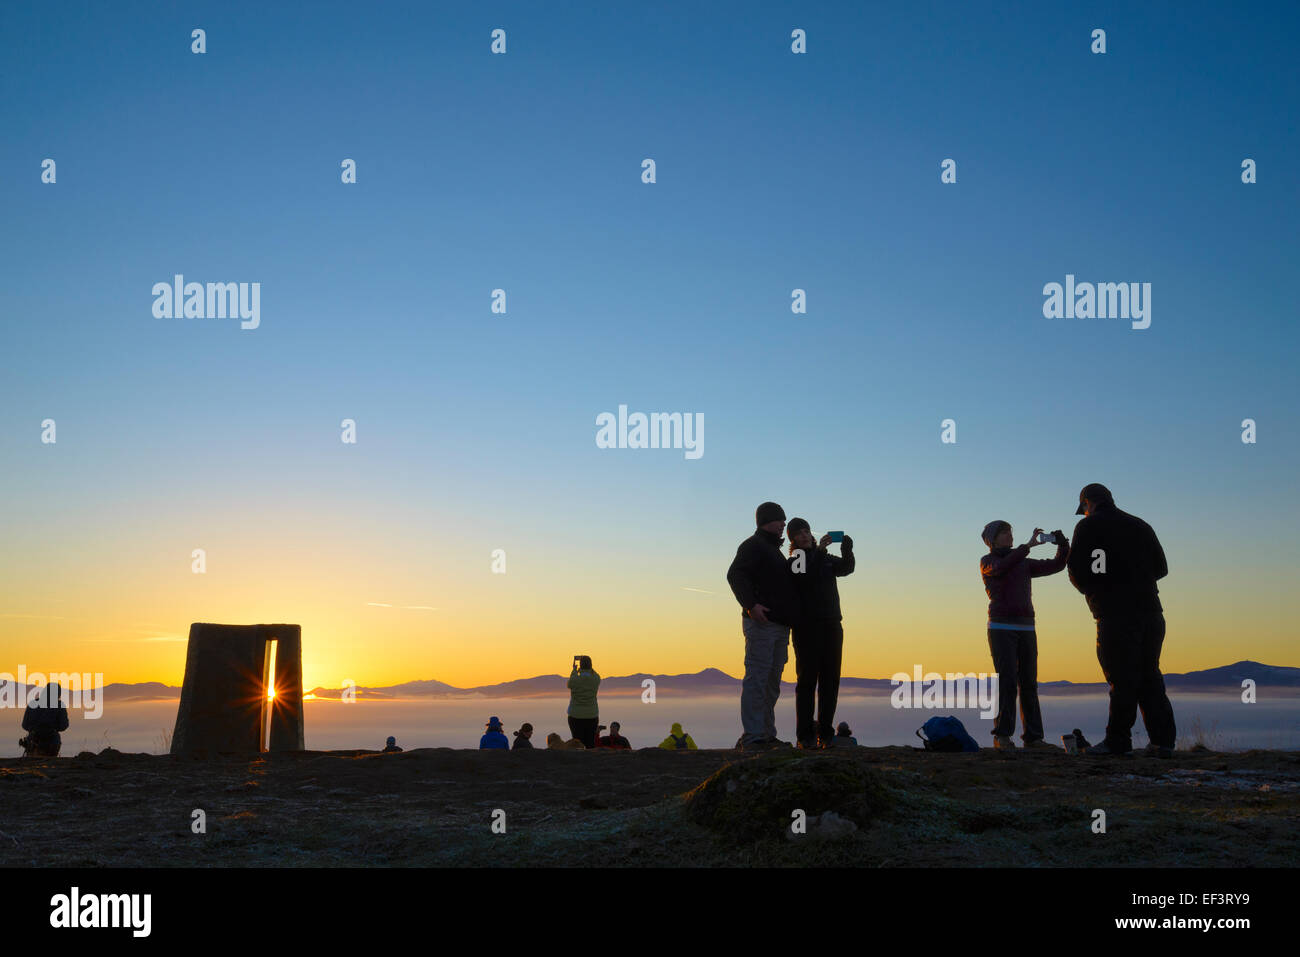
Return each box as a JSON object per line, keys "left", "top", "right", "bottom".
{"left": 2, "top": 746, "right": 1297, "bottom": 867}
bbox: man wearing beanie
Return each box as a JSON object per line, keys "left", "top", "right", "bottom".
{"left": 727, "top": 501, "right": 800, "bottom": 750}
{"left": 980, "top": 519, "right": 1069, "bottom": 750}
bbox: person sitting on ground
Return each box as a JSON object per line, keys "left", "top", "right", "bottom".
{"left": 20, "top": 682, "right": 69, "bottom": 758}
{"left": 658, "top": 722, "right": 697, "bottom": 750}
{"left": 381, "top": 735, "right": 403, "bottom": 753}
{"left": 512, "top": 723, "right": 534, "bottom": 749}
{"left": 604, "top": 721, "right": 631, "bottom": 749}
{"left": 479, "top": 716, "right": 509, "bottom": 749}
{"left": 831, "top": 721, "right": 857, "bottom": 747}
{"left": 592, "top": 724, "right": 610, "bottom": 748}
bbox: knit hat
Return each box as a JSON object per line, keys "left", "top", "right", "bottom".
{"left": 386, "top": 736, "right": 396, "bottom": 747}
{"left": 755, "top": 501, "right": 786, "bottom": 526}
{"left": 786, "top": 517, "right": 811, "bottom": 537}
{"left": 981, "top": 520, "right": 1009, "bottom": 547}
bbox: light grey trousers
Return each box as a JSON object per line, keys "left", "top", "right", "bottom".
{"left": 740, "top": 615, "right": 790, "bottom": 744}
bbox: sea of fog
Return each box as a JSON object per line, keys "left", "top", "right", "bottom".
{"left": 6, "top": 692, "right": 1300, "bottom": 757}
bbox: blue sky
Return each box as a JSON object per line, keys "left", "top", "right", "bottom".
{"left": 2, "top": 1, "right": 1297, "bottom": 686}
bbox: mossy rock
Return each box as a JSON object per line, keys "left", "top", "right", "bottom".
{"left": 684, "top": 750, "right": 893, "bottom": 841}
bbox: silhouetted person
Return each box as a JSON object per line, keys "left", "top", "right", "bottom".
{"left": 830, "top": 721, "right": 857, "bottom": 747}
{"left": 381, "top": 735, "right": 403, "bottom": 753}
{"left": 479, "top": 716, "right": 509, "bottom": 749}
{"left": 604, "top": 721, "right": 631, "bottom": 749}
{"left": 566, "top": 657, "right": 600, "bottom": 748}
{"left": 658, "top": 722, "right": 697, "bottom": 750}
{"left": 727, "top": 502, "right": 800, "bottom": 750}
{"left": 20, "top": 682, "right": 69, "bottom": 757}
{"left": 1067, "top": 484, "right": 1176, "bottom": 757}
{"left": 512, "top": 723, "right": 534, "bottom": 749}
{"left": 980, "top": 520, "right": 1069, "bottom": 750}
{"left": 786, "top": 519, "right": 855, "bottom": 748}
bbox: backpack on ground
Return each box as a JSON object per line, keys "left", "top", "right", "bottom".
{"left": 916, "top": 716, "right": 980, "bottom": 752}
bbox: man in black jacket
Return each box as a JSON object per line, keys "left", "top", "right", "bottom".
{"left": 786, "top": 518, "right": 855, "bottom": 749}
{"left": 1067, "top": 483, "right": 1176, "bottom": 757}
{"left": 727, "top": 501, "right": 800, "bottom": 750}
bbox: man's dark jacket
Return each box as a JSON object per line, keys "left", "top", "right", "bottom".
{"left": 727, "top": 528, "right": 800, "bottom": 626}
{"left": 981, "top": 541, "right": 1069, "bottom": 626}
{"left": 1067, "top": 503, "right": 1167, "bottom": 619}
{"left": 22, "top": 702, "right": 70, "bottom": 740}
{"left": 788, "top": 541, "right": 855, "bottom": 623}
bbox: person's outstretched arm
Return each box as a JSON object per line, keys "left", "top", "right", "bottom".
{"left": 1028, "top": 533, "right": 1070, "bottom": 577}
{"left": 824, "top": 534, "right": 855, "bottom": 576}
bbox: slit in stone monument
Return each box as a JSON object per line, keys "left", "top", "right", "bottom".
{"left": 261, "top": 638, "right": 278, "bottom": 752}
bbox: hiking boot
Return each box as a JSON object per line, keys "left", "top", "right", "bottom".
{"left": 1143, "top": 743, "right": 1174, "bottom": 758}
{"left": 993, "top": 735, "right": 1017, "bottom": 750}
{"left": 796, "top": 738, "right": 818, "bottom": 750}
{"left": 770, "top": 738, "right": 793, "bottom": 749}
{"left": 1023, "top": 738, "right": 1061, "bottom": 751}
{"left": 1086, "top": 741, "right": 1132, "bottom": 757}
{"left": 741, "top": 737, "right": 773, "bottom": 751}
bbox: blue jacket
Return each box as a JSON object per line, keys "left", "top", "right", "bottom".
{"left": 479, "top": 730, "right": 509, "bottom": 749}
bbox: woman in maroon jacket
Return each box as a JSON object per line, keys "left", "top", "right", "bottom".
{"left": 980, "top": 521, "right": 1069, "bottom": 750}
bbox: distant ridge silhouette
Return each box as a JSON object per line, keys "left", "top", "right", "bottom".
{"left": 6, "top": 661, "right": 1294, "bottom": 702}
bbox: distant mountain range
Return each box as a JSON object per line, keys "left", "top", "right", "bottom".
{"left": 3, "top": 661, "right": 1296, "bottom": 702}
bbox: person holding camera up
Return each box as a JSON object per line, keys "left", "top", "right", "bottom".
{"left": 786, "top": 519, "right": 855, "bottom": 749}
{"left": 979, "top": 521, "right": 1069, "bottom": 750}
{"left": 566, "top": 655, "right": 601, "bottom": 749}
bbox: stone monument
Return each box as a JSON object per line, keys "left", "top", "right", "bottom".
{"left": 170, "top": 623, "right": 304, "bottom": 753}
